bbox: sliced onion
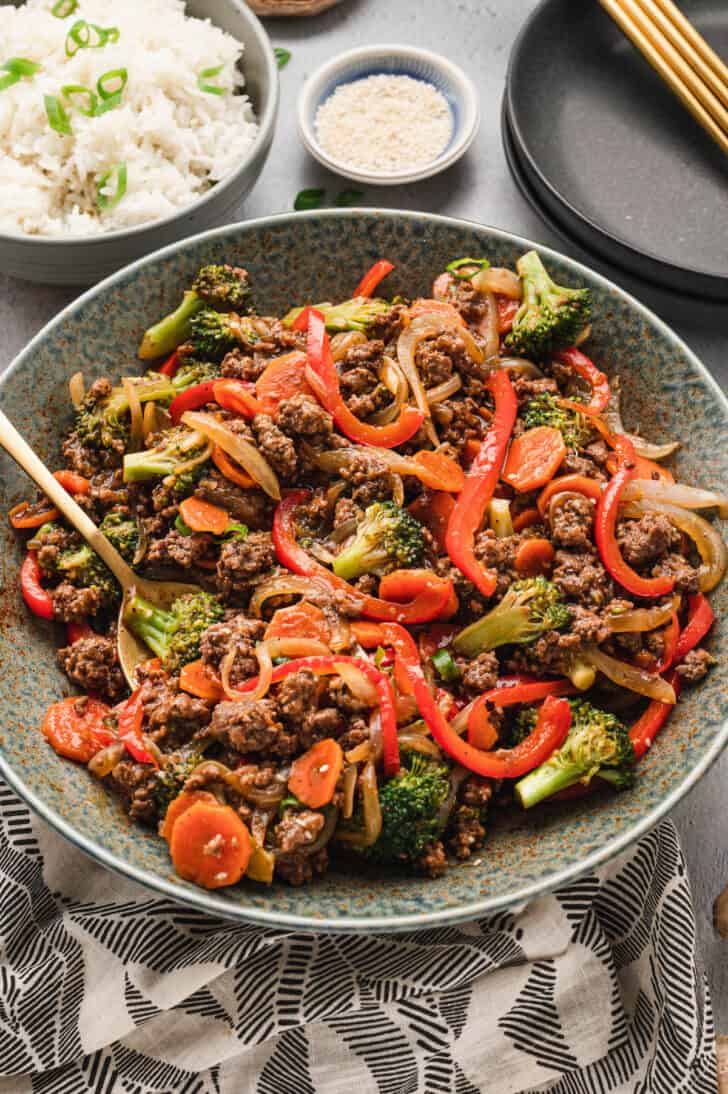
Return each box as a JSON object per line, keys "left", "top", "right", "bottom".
{"left": 426, "top": 374, "right": 462, "bottom": 404}
{"left": 268, "top": 637, "right": 331, "bottom": 658}
{"left": 132, "top": 515, "right": 148, "bottom": 568}
{"left": 331, "top": 330, "right": 366, "bottom": 362}
{"left": 334, "top": 661, "right": 379, "bottom": 706}
{"left": 475, "top": 290, "right": 500, "bottom": 361}
{"left": 310, "top": 444, "right": 462, "bottom": 492}
{"left": 342, "top": 764, "right": 357, "bottom": 819}
{"left": 88, "top": 740, "right": 124, "bottom": 778}
{"left": 309, "top": 541, "right": 337, "bottom": 565}
{"left": 69, "top": 370, "right": 85, "bottom": 408}
{"left": 450, "top": 700, "right": 475, "bottom": 737}
{"left": 123, "top": 378, "right": 143, "bottom": 452}
{"left": 249, "top": 573, "right": 359, "bottom": 617}
{"left": 181, "top": 411, "right": 281, "bottom": 500}
{"left": 142, "top": 401, "right": 172, "bottom": 440}
{"left": 328, "top": 518, "right": 357, "bottom": 544}
{"left": 488, "top": 497, "right": 514, "bottom": 538}
{"left": 327, "top": 611, "right": 352, "bottom": 653}
{"left": 605, "top": 596, "right": 680, "bottom": 633}
{"left": 368, "top": 709, "right": 383, "bottom": 764}
{"left": 220, "top": 640, "right": 273, "bottom": 701}
{"left": 395, "top": 694, "right": 419, "bottom": 723}
{"left": 397, "top": 733, "right": 443, "bottom": 760}
{"left": 622, "top": 479, "right": 728, "bottom": 520}
{"left": 622, "top": 498, "right": 727, "bottom": 592}
{"left": 369, "top": 355, "right": 409, "bottom": 426}
{"left": 391, "top": 472, "right": 404, "bottom": 507}
{"left": 336, "top": 761, "right": 382, "bottom": 847}
{"left": 345, "top": 740, "right": 372, "bottom": 764}
{"left": 584, "top": 645, "right": 676, "bottom": 703}
{"left": 494, "top": 357, "right": 544, "bottom": 378}
{"left": 472, "top": 266, "right": 522, "bottom": 300}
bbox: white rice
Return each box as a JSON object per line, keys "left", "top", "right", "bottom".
{"left": 0, "top": 0, "right": 258, "bottom": 236}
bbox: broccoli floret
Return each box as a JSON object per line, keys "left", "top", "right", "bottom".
{"left": 138, "top": 266, "right": 251, "bottom": 360}
{"left": 99, "top": 512, "right": 139, "bottom": 564}
{"left": 514, "top": 699, "right": 635, "bottom": 808}
{"left": 192, "top": 264, "right": 250, "bottom": 312}
{"left": 505, "top": 251, "right": 592, "bottom": 360}
{"left": 332, "top": 501, "right": 426, "bottom": 581}
{"left": 454, "top": 576, "right": 570, "bottom": 656}
{"left": 122, "top": 427, "right": 209, "bottom": 484}
{"left": 40, "top": 539, "right": 119, "bottom": 612}
{"left": 75, "top": 376, "right": 177, "bottom": 452}
{"left": 366, "top": 754, "right": 451, "bottom": 864}
{"left": 187, "top": 309, "right": 244, "bottom": 361}
{"left": 153, "top": 749, "right": 206, "bottom": 817}
{"left": 283, "top": 296, "right": 392, "bottom": 333}
{"left": 171, "top": 359, "right": 221, "bottom": 392}
{"left": 523, "top": 392, "right": 593, "bottom": 450}
{"left": 123, "top": 590, "right": 223, "bottom": 674}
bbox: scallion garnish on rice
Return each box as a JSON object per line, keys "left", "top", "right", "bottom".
{"left": 65, "top": 19, "right": 119, "bottom": 58}
{"left": 51, "top": 0, "right": 78, "bottom": 17}
{"left": 44, "top": 94, "right": 73, "bottom": 135}
{"left": 97, "top": 162, "right": 127, "bottom": 210}
{"left": 0, "top": 58, "right": 42, "bottom": 92}
{"left": 97, "top": 68, "right": 128, "bottom": 100}
{"left": 61, "top": 84, "right": 98, "bottom": 116}
{"left": 197, "top": 64, "right": 226, "bottom": 95}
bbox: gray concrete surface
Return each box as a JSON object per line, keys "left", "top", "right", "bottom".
{"left": 0, "top": 0, "right": 725, "bottom": 1025}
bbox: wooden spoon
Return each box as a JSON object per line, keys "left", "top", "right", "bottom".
{"left": 0, "top": 408, "right": 199, "bottom": 688}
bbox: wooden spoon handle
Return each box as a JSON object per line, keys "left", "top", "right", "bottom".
{"left": 0, "top": 407, "right": 136, "bottom": 590}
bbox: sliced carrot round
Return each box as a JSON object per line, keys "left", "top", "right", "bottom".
{"left": 169, "top": 801, "right": 252, "bottom": 889}
{"left": 288, "top": 738, "right": 343, "bottom": 809}
{"left": 255, "top": 351, "right": 312, "bottom": 413}
{"left": 179, "top": 659, "right": 225, "bottom": 701}
{"left": 160, "top": 789, "right": 218, "bottom": 841}
{"left": 178, "top": 496, "right": 230, "bottom": 535}
{"left": 42, "top": 696, "right": 112, "bottom": 764}
{"left": 502, "top": 426, "right": 567, "bottom": 493}
{"left": 264, "top": 602, "right": 331, "bottom": 645}
{"left": 514, "top": 537, "right": 556, "bottom": 576}
{"left": 211, "top": 446, "right": 255, "bottom": 489}
{"left": 512, "top": 506, "right": 543, "bottom": 533}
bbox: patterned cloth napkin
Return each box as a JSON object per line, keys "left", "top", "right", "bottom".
{"left": 0, "top": 779, "right": 716, "bottom": 1094}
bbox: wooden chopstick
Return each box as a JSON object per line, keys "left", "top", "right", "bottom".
{"left": 650, "top": 0, "right": 728, "bottom": 91}
{"left": 598, "top": 0, "right": 728, "bottom": 156}
{"left": 633, "top": 0, "right": 728, "bottom": 112}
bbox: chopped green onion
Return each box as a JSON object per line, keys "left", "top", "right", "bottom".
{"left": 294, "top": 188, "right": 325, "bottom": 211}
{"left": 96, "top": 162, "right": 127, "bottom": 210}
{"left": 51, "top": 0, "right": 79, "bottom": 15}
{"left": 431, "top": 648, "right": 460, "bottom": 682}
{"left": 374, "top": 646, "right": 387, "bottom": 668}
{"left": 65, "top": 20, "right": 119, "bottom": 57}
{"left": 274, "top": 47, "right": 291, "bottom": 69}
{"left": 335, "top": 189, "right": 364, "bottom": 207}
{"left": 0, "top": 58, "right": 42, "bottom": 91}
{"left": 174, "top": 514, "right": 193, "bottom": 535}
{"left": 197, "top": 64, "right": 226, "bottom": 95}
{"left": 97, "top": 67, "right": 127, "bottom": 100}
{"left": 223, "top": 521, "right": 249, "bottom": 542}
{"left": 61, "top": 84, "right": 98, "bottom": 117}
{"left": 446, "top": 256, "right": 491, "bottom": 279}
{"left": 94, "top": 91, "right": 122, "bottom": 115}
{"left": 44, "top": 94, "right": 73, "bottom": 135}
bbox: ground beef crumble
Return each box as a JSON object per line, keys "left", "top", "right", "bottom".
{"left": 58, "top": 635, "right": 126, "bottom": 702}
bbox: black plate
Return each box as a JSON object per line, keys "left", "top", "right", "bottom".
{"left": 506, "top": 0, "right": 728, "bottom": 300}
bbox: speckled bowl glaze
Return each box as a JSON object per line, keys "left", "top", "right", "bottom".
{"left": 0, "top": 210, "right": 726, "bottom": 932}
{"left": 0, "top": 0, "right": 278, "bottom": 286}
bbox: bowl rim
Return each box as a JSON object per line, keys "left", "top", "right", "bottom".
{"left": 296, "top": 44, "right": 480, "bottom": 186}
{"left": 1, "top": 207, "right": 727, "bottom": 932}
{"left": 0, "top": 0, "right": 279, "bottom": 248}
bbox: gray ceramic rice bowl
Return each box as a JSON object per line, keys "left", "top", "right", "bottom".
{"left": 0, "top": 210, "right": 725, "bottom": 931}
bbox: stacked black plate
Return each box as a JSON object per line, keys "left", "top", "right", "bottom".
{"left": 503, "top": 0, "right": 728, "bottom": 302}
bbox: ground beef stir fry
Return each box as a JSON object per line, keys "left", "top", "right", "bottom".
{"left": 14, "top": 254, "right": 724, "bottom": 894}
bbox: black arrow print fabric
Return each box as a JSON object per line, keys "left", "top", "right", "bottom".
{"left": 0, "top": 780, "right": 717, "bottom": 1094}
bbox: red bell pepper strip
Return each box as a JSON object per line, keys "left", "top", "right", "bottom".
{"left": 212, "top": 378, "right": 265, "bottom": 419}
{"left": 169, "top": 380, "right": 218, "bottom": 424}
{"left": 467, "top": 678, "right": 576, "bottom": 749}
{"left": 595, "top": 435, "right": 675, "bottom": 598}
{"left": 537, "top": 473, "right": 603, "bottom": 515}
{"left": 354, "top": 259, "right": 394, "bottom": 298}
{"left": 67, "top": 621, "right": 94, "bottom": 644}
{"left": 554, "top": 347, "right": 610, "bottom": 414}
{"left": 629, "top": 671, "right": 681, "bottom": 760}
{"left": 273, "top": 491, "right": 453, "bottom": 624}
{"left": 159, "top": 350, "right": 180, "bottom": 377}
{"left": 53, "top": 469, "right": 91, "bottom": 495}
{"left": 673, "top": 593, "right": 715, "bottom": 664}
{"left": 497, "top": 296, "right": 520, "bottom": 334}
{"left": 653, "top": 612, "right": 680, "bottom": 674}
{"left": 304, "top": 309, "right": 423, "bottom": 449}
{"left": 291, "top": 305, "right": 315, "bottom": 333}
{"left": 237, "top": 654, "right": 399, "bottom": 775}
{"left": 117, "top": 689, "right": 157, "bottom": 767}
{"left": 356, "top": 622, "right": 572, "bottom": 778}
{"left": 445, "top": 369, "right": 518, "bottom": 597}
{"left": 20, "top": 551, "right": 54, "bottom": 620}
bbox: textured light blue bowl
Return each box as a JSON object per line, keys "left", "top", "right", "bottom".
{"left": 297, "top": 45, "right": 480, "bottom": 184}
{"left": 0, "top": 0, "right": 278, "bottom": 285}
{"left": 0, "top": 210, "right": 725, "bottom": 932}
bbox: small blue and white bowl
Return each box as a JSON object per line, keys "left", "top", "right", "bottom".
{"left": 297, "top": 45, "right": 480, "bottom": 186}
